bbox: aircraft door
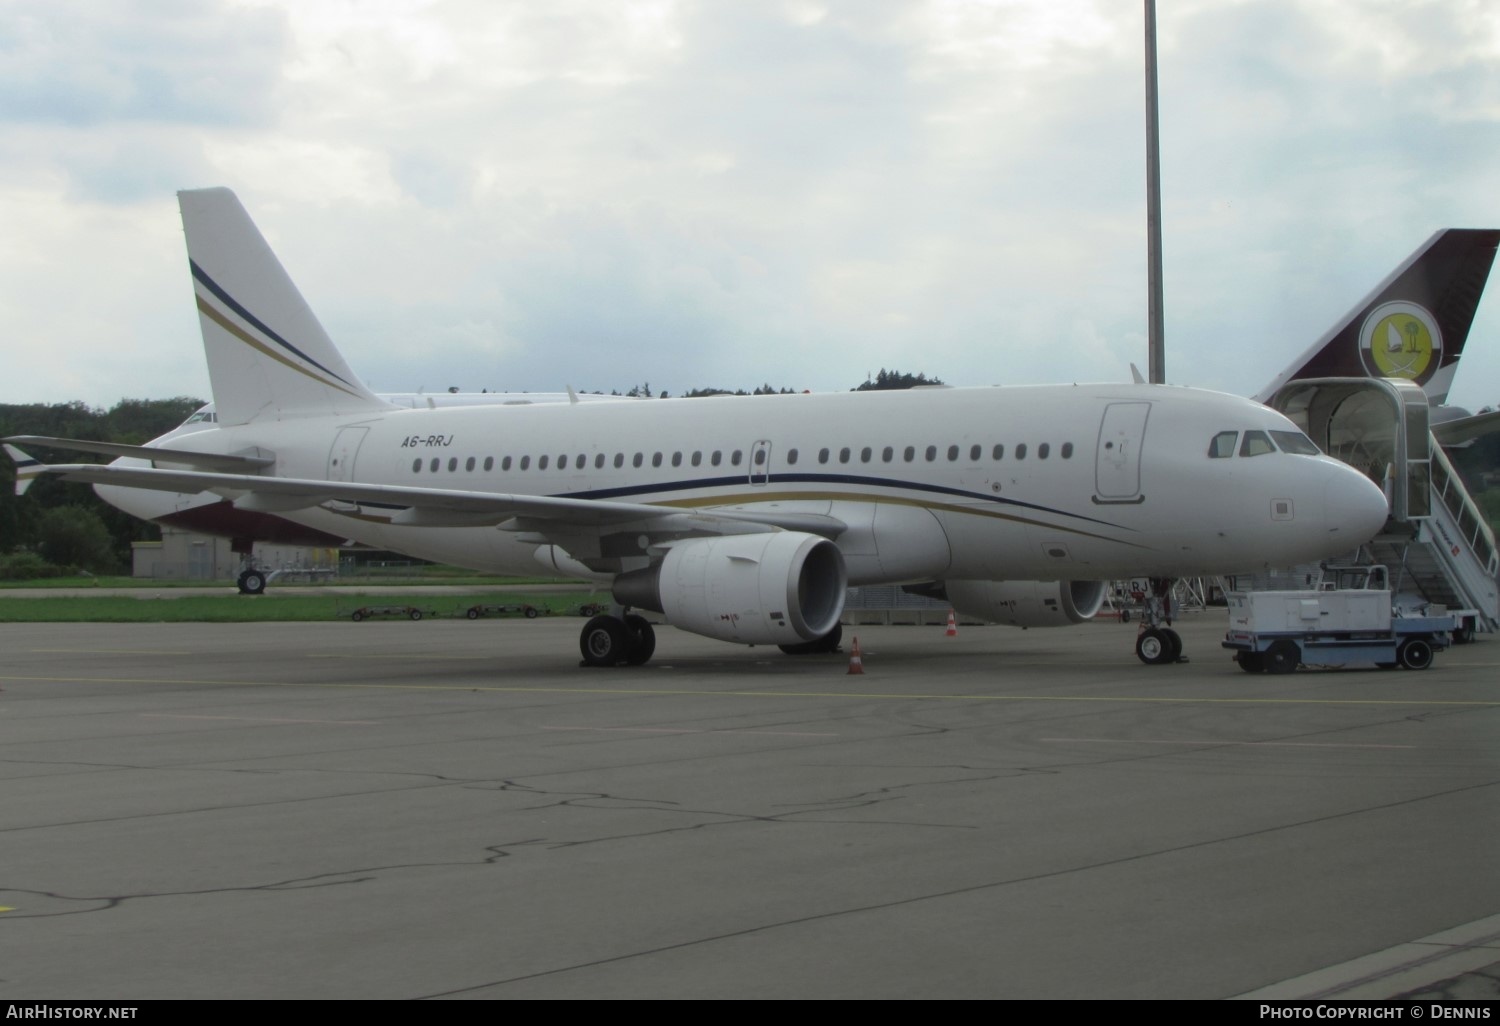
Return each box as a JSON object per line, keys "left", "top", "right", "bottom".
{"left": 327, "top": 427, "right": 369, "bottom": 482}
{"left": 749, "top": 440, "right": 772, "bottom": 486}
{"left": 1094, "top": 402, "right": 1150, "bottom": 503}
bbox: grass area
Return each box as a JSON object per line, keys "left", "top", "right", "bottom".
{"left": 0, "top": 591, "right": 608, "bottom": 623}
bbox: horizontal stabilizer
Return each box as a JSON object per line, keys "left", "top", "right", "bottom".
{"left": 3, "top": 435, "right": 273, "bottom": 471}
{"left": 4, "top": 444, "right": 42, "bottom": 495}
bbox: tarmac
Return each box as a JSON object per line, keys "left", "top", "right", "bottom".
{"left": 1, "top": 613, "right": 1497, "bottom": 1000}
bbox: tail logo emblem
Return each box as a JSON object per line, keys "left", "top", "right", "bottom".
{"left": 1358, "top": 301, "right": 1441, "bottom": 384}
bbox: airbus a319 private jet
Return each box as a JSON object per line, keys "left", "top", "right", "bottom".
{"left": 7, "top": 189, "right": 1391, "bottom": 668}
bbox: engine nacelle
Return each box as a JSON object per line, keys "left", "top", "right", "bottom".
{"left": 940, "top": 579, "right": 1106, "bottom": 628}
{"left": 613, "top": 532, "right": 847, "bottom": 645}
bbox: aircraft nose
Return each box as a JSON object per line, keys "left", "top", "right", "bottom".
{"left": 1324, "top": 463, "right": 1389, "bottom": 544}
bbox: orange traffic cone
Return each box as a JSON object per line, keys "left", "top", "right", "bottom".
{"left": 847, "top": 635, "right": 865, "bottom": 674}
{"left": 945, "top": 609, "right": 958, "bottom": 637}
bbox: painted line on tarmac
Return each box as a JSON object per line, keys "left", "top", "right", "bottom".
{"left": 141, "top": 713, "right": 379, "bottom": 726}
{"left": 4, "top": 673, "right": 1500, "bottom": 707}
{"left": 542, "top": 725, "right": 840, "bottom": 737}
{"left": 1042, "top": 737, "right": 1417, "bottom": 749}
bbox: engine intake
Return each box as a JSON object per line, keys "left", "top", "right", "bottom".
{"left": 614, "top": 532, "right": 847, "bottom": 645}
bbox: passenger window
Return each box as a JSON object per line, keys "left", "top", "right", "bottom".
{"left": 839, "top": 447, "right": 851, "bottom": 464}
{"left": 947, "top": 445, "right": 959, "bottom": 461}
{"left": 754, "top": 449, "right": 766, "bottom": 466}
{"left": 1038, "top": 443, "right": 1049, "bottom": 459}
{"left": 502, "top": 456, "right": 512, "bottom": 471}
{"left": 1240, "top": 431, "right": 1276, "bottom": 457}
{"left": 465, "top": 456, "right": 476, "bottom": 471}
{"left": 556, "top": 455, "right": 567, "bottom": 470}
{"left": 1015, "top": 444, "right": 1027, "bottom": 460}
{"left": 484, "top": 456, "right": 494, "bottom": 471}
{"left": 614, "top": 453, "right": 624, "bottom": 468}
{"left": 652, "top": 452, "right": 663, "bottom": 468}
{"left": 671, "top": 452, "right": 682, "bottom": 467}
{"left": 711, "top": 451, "right": 722, "bottom": 466}
{"left": 860, "top": 447, "right": 872, "bottom": 463}
{"left": 691, "top": 451, "right": 702, "bottom": 466}
{"left": 904, "top": 446, "right": 915, "bottom": 462}
{"left": 992, "top": 444, "right": 1004, "bottom": 460}
{"left": 1208, "top": 431, "right": 1238, "bottom": 458}
{"left": 595, "top": 453, "right": 606, "bottom": 469}
{"left": 882, "top": 446, "right": 893, "bottom": 462}
{"left": 819, "top": 448, "right": 830, "bottom": 464}
{"left": 430, "top": 458, "right": 439, "bottom": 472}
{"left": 731, "top": 450, "right": 743, "bottom": 466}
{"left": 787, "top": 449, "right": 799, "bottom": 465}
{"left": 538, "top": 455, "right": 549, "bottom": 470}
{"left": 925, "top": 445, "right": 937, "bottom": 461}
{"left": 632, "top": 453, "right": 643, "bottom": 468}
{"left": 412, "top": 459, "right": 422, "bottom": 473}
{"left": 1061, "top": 442, "right": 1073, "bottom": 459}
{"left": 969, "top": 444, "right": 981, "bottom": 461}
{"left": 520, "top": 456, "right": 530, "bottom": 470}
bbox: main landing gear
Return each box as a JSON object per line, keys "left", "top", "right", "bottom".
{"left": 1134, "top": 577, "right": 1185, "bottom": 666}
{"left": 579, "top": 613, "right": 656, "bottom": 667}
{"left": 236, "top": 567, "right": 267, "bottom": 595}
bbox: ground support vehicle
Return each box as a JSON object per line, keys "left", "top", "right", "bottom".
{"left": 348, "top": 605, "right": 433, "bottom": 622}
{"left": 465, "top": 603, "right": 541, "bottom": 620}
{"left": 1221, "top": 586, "right": 1455, "bottom": 673}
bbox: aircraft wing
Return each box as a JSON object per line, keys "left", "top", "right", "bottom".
{"left": 1432, "top": 409, "right": 1500, "bottom": 448}
{"left": 6, "top": 453, "right": 847, "bottom": 540}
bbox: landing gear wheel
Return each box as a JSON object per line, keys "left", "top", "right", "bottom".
{"left": 580, "top": 615, "right": 629, "bottom": 667}
{"left": 238, "top": 570, "right": 266, "bottom": 595}
{"left": 623, "top": 614, "right": 656, "bottom": 666}
{"left": 1136, "top": 628, "right": 1173, "bottom": 665}
{"left": 1236, "top": 651, "right": 1265, "bottom": 673}
{"left": 1265, "top": 640, "right": 1300, "bottom": 675}
{"left": 1397, "top": 637, "right": 1434, "bottom": 670}
{"left": 778, "top": 622, "right": 843, "bottom": 655}
{"left": 1161, "top": 627, "right": 1183, "bottom": 662}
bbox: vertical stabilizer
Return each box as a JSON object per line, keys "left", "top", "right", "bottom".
{"left": 1255, "top": 229, "right": 1500, "bottom": 406}
{"left": 179, "top": 188, "right": 392, "bottom": 425}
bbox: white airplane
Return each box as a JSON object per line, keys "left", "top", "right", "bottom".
{"left": 8, "top": 187, "right": 1390, "bottom": 667}
{"left": 26, "top": 222, "right": 1493, "bottom": 605}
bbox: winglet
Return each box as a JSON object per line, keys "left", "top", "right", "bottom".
{"left": 1129, "top": 363, "right": 1146, "bottom": 385}
{"left": 4, "top": 444, "right": 42, "bottom": 496}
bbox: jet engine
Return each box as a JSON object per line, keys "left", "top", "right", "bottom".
{"left": 613, "top": 531, "right": 847, "bottom": 645}
{"left": 922, "top": 579, "right": 1107, "bottom": 628}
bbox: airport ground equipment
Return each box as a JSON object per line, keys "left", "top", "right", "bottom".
{"left": 1221, "top": 566, "right": 1455, "bottom": 673}
{"left": 348, "top": 605, "right": 434, "bottom": 622}
{"left": 465, "top": 603, "right": 541, "bottom": 620}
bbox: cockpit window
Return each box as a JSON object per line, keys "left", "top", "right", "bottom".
{"left": 181, "top": 408, "right": 218, "bottom": 426}
{"left": 1270, "top": 430, "right": 1320, "bottom": 455}
{"left": 1240, "top": 430, "right": 1276, "bottom": 457}
{"left": 1208, "top": 431, "right": 1238, "bottom": 459}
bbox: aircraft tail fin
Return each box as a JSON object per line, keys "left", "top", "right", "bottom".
{"left": 1254, "top": 228, "right": 1500, "bottom": 405}
{"left": 178, "top": 188, "right": 392, "bottom": 426}
{"left": 4, "top": 444, "right": 42, "bottom": 496}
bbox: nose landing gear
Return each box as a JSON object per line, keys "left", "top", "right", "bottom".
{"left": 1134, "top": 577, "right": 1186, "bottom": 666}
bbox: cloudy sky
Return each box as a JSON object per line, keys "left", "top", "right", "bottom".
{"left": 4, "top": 0, "right": 1499, "bottom": 412}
